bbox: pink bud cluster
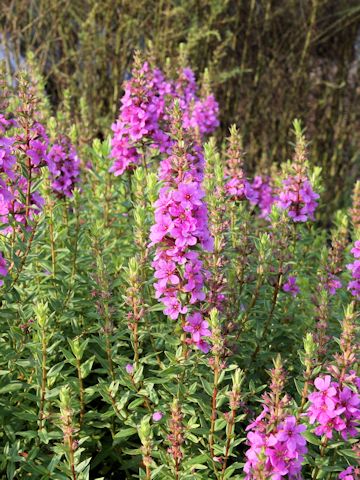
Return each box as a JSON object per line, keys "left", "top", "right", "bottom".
{"left": 244, "top": 410, "right": 307, "bottom": 479}
{"left": 47, "top": 135, "right": 80, "bottom": 198}
{"left": 150, "top": 121, "right": 213, "bottom": 352}
{"left": 307, "top": 374, "right": 360, "bottom": 440}
{"left": 110, "top": 61, "right": 219, "bottom": 176}
{"left": 277, "top": 176, "right": 319, "bottom": 222}
{"left": 347, "top": 241, "right": 360, "bottom": 299}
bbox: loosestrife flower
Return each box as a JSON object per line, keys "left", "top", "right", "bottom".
{"left": 307, "top": 310, "right": 360, "bottom": 443}
{"left": 347, "top": 241, "right": 360, "bottom": 299}
{"left": 277, "top": 122, "right": 319, "bottom": 222}
{"left": 325, "top": 273, "right": 342, "bottom": 295}
{"left": 307, "top": 374, "right": 360, "bottom": 439}
{"left": 110, "top": 59, "right": 169, "bottom": 176}
{"left": 224, "top": 125, "right": 258, "bottom": 204}
{"left": 0, "top": 252, "right": 8, "bottom": 286}
{"left": 150, "top": 108, "right": 214, "bottom": 351}
{"left": 125, "top": 364, "right": 134, "bottom": 375}
{"left": 110, "top": 58, "right": 219, "bottom": 176}
{"left": 244, "top": 357, "right": 307, "bottom": 479}
{"left": 277, "top": 177, "right": 319, "bottom": 222}
{"left": 152, "top": 411, "right": 163, "bottom": 422}
{"left": 283, "top": 276, "right": 300, "bottom": 297}
{"left": 251, "top": 175, "right": 275, "bottom": 218}
{"left": 322, "top": 219, "right": 348, "bottom": 295}
{"left": 47, "top": 135, "right": 80, "bottom": 198}
{"left": 339, "top": 466, "right": 360, "bottom": 479}
{"left": 0, "top": 80, "right": 48, "bottom": 236}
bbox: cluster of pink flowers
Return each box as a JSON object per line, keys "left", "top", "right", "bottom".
{"left": 224, "top": 175, "right": 258, "bottom": 204}
{"left": 307, "top": 374, "right": 360, "bottom": 440}
{"left": 0, "top": 114, "right": 47, "bottom": 234}
{"left": 183, "top": 93, "right": 219, "bottom": 136}
{"left": 251, "top": 175, "right": 275, "bottom": 218}
{"left": 347, "top": 241, "right": 360, "bottom": 299}
{"left": 110, "top": 60, "right": 219, "bottom": 176}
{"left": 277, "top": 175, "right": 319, "bottom": 222}
{"left": 325, "top": 273, "right": 343, "bottom": 295}
{"left": 47, "top": 135, "right": 80, "bottom": 198}
{"left": 244, "top": 410, "right": 307, "bottom": 479}
{"left": 150, "top": 114, "right": 214, "bottom": 352}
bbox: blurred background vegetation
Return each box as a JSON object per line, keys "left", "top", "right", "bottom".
{"left": 1, "top": 0, "right": 359, "bottom": 212}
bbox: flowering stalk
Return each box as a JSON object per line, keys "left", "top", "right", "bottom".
{"left": 34, "top": 302, "right": 50, "bottom": 434}
{"left": 138, "top": 417, "right": 153, "bottom": 480}
{"left": 59, "top": 386, "right": 78, "bottom": 480}
{"left": 208, "top": 309, "right": 223, "bottom": 466}
{"left": 347, "top": 240, "right": 360, "bottom": 300}
{"left": 93, "top": 232, "right": 116, "bottom": 380}
{"left": 244, "top": 355, "right": 307, "bottom": 479}
{"left": 221, "top": 368, "right": 244, "bottom": 478}
{"left": 277, "top": 119, "right": 319, "bottom": 222}
{"left": 125, "top": 257, "right": 143, "bottom": 367}
{"left": 306, "top": 304, "right": 360, "bottom": 478}
{"left": 204, "top": 139, "right": 228, "bottom": 312}
{"left": 298, "top": 332, "right": 317, "bottom": 415}
{"left": 167, "top": 398, "right": 185, "bottom": 480}
{"left": 68, "top": 337, "right": 87, "bottom": 427}
{"left": 150, "top": 105, "right": 213, "bottom": 352}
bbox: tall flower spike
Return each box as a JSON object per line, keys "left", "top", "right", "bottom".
{"left": 110, "top": 58, "right": 219, "bottom": 177}
{"left": 0, "top": 72, "right": 48, "bottom": 235}
{"left": 277, "top": 120, "right": 319, "bottom": 222}
{"left": 150, "top": 104, "right": 213, "bottom": 352}
{"left": 307, "top": 305, "right": 360, "bottom": 441}
{"left": 244, "top": 356, "right": 307, "bottom": 479}
{"left": 224, "top": 125, "right": 258, "bottom": 204}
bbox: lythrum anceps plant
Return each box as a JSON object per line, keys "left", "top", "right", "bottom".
{"left": 0, "top": 57, "right": 358, "bottom": 480}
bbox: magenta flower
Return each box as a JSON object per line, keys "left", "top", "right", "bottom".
{"left": 47, "top": 136, "right": 80, "bottom": 198}
{"left": 339, "top": 466, "right": 358, "bottom": 479}
{"left": 277, "top": 176, "right": 319, "bottom": 222}
{"left": 149, "top": 214, "right": 174, "bottom": 244}
{"left": 282, "top": 276, "right": 300, "bottom": 297}
{"left": 350, "top": 240, "right": 360, "bottom": 258}
{"left": 125, "top": 364, "right": 134, "bottom": 374}
{"left": 172, "top": 182, "right": 204, "bottom": 208}
{"left": 110, "top": 61, "right": 218, "bottom": 176}
{"left": 154, "top": 260, "right": 180, "bottom": 288}
{"left": 251, "top": 175, "right": 275, "bottom": 218}
{"left": 276, "top": 416, "right": 307, "bottom": 452}
{"left": 325, "top": 273, "right": 342, "bottom": 295}
{"left": 347, "top": 242, "right": 360, "bottom": 299}
{"left": 0, "top": 253, "right": 8, "bottom": 286}
{"left": 183, "top": 312, "right": 211, "bottom": 343}
{"left": 244, "top": 412, "right": 307, "bottom": 479}
{"left": 152, "top": 411, "right": 163, "bottom": 422}
{"left": 307, "top": 374, "right": 360, "bottom": 441}
{"left": 163, "top": 296, "right": 188, "bottom": 320}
